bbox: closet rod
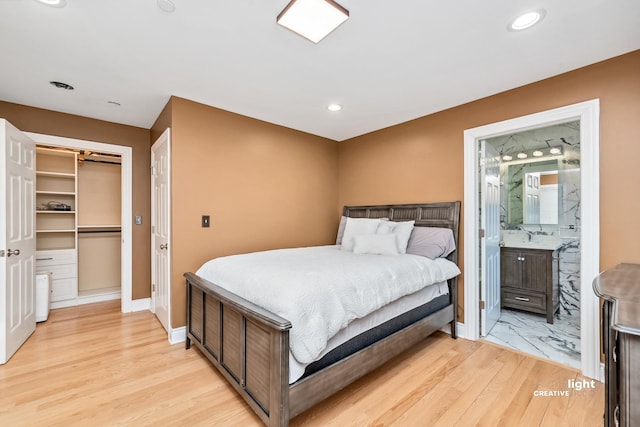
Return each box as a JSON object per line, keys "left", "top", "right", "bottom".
{"left": 78, "top": 229, "right": 121, "bottom": 234}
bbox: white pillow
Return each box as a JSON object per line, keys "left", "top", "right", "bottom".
{"left": 376, "top": 220, "right": 415, "bottom": 253}
{"left": 353, "top": 234, "right": 399, "bottom": 255}
{"left": 340, "top": 217, "right": 381, "bottom": 251}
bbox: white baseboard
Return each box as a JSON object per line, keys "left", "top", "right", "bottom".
{"left": 130, "top": 298, "right": 150, "bottom": 312}
{"left": 439, "top": 321, "right": 465, "bottom": 338}
{"left": 169, "top": 326, "right": 186, "bottom": 345}
{"left": 50, "top": 291, "right": 121, "bottom": 309}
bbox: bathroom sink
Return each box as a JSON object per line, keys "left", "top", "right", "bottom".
{"left": 500, "top": 241, "right": 563, "bottom": 250}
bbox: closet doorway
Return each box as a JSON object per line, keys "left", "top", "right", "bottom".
{"left": 26, "top": 132, "right": 134, "bottom": 313}
{"left": 462, "top": 100, "right": 601, "bottom": 381}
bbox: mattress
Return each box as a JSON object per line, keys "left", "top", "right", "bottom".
{"left": 290, "top": 280, "right": 449, "bottom": 382}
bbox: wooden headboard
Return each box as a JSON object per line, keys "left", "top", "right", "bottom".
{"left": 342, "top": 201, "right": 461, "bottom": 264}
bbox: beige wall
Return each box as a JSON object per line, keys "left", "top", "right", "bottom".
{"left": 338, "top": 50, "right": 640, "bottom": 321}
{"left": 0, "top": 101, "right": 152, "bottom": 300}
{"left": 154, "top": 97, "right": 338, "bottom": 327}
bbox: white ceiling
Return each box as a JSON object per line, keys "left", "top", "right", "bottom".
{"left": 1, "top": 0, "right": 639, "bottom": 141}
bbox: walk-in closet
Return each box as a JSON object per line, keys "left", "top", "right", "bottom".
{"left": 35, "top": 146, "right": 122, "bottom": 308}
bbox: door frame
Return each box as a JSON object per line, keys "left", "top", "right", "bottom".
{"left": 462, "top": 99, "right": 601, "bottom": 380}
{"left": 25, "top": 132, "right": 134, "bottom": 313}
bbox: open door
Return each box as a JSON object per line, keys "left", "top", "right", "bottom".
{"left": 1, "top": 119, "right": 36, "bottom": 364}
{"left": 480, "top": 140, "right": 501, "bottom": 336}
{"left": 151, "top": 129, "right": 171, "bottom": 334}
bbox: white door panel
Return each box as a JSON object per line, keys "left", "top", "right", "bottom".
{"left": 1, "top": 119, "right": 36, "bottom": 364}
{"left": 480, "top": 140, "right": 501, "bottom": 336}
{"left": 151, "top": 129, "right": 170, "bottom": 334}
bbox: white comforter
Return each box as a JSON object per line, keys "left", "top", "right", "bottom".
{"left": 196, "top": 245, "right": 460, "bottom": 366}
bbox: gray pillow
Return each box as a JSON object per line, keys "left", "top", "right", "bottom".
{"left": 406, "top": 227, "right": 456, "bottom": 259}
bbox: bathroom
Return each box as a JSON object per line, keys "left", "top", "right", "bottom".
{"left": 482, "top": 121, "right": 582, "bottom": 369}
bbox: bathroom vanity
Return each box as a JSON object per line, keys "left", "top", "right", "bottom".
{"left": 500, "top": 245, "right": 560, "bottom": 323}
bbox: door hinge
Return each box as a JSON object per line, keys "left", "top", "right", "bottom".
{"left": 479, "top": 300, "right": 486, "bottom": 310}
{"left": 0, "top": 250, "right": 4, "bottom": 257}
{"left": 479, "top": 229, "right": 485, "bottom": 238}
{"left": 152, "top": 283, "right": 156, "bottom": 292}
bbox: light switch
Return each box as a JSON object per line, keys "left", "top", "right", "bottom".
{"left": 135, "top": 215, "right": 143, "bottom": 225}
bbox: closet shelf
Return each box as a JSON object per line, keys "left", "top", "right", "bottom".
{"left": 78, "top": 225, "right": 121, "bottom": 234}
{"left": 36, "top": 190, "right": 76, "bottom": 196}
{"left": 36, "top": 210, "right": 76, "bottom": 214}
{"left": 36, "top": 229, "right": 76, "bottom": 233}
{"left": 36, "top": 171, "right": 75, "bottom": 178}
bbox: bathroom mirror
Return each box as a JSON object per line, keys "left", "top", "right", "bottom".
{"left": 506, "top": 159, "right": 559, "bottom": 225}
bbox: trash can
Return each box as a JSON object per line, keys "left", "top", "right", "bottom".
{"left": 36, "top": 273, "right": 51, "bottom": 322}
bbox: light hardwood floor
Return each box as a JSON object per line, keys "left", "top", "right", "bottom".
{"left": 0, "top": 301, "right": 604, "bottom": 426}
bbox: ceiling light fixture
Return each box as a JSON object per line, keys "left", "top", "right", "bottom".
{"left": 50, "top": 81, "right": 74, "bottom": 90}
{"left": 34, "top": 0, "right": 67, "bottom": 7}
{"left": 517, "top": 152, "right": 528, "bottom": 159}
{"left": 277, "top": 0, "right": 349, "bottom": 44}
{"left": 327, "top": 103, "right": 342, "bottom": 112}
{"left": 508, "top": 9, "right": 546, "bottom": 31}
{"left": 502, "top": 155, "right": 513, "bottom": 161}
{"left": 532, "top": 150, "right": 543, "bottom": 157}
{"left": 549, "top": 147, "right": 562, "bottom": 155}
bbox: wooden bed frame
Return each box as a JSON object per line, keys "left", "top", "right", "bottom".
{"left": 185, "top": 201, "right": 460, "bottom": 426}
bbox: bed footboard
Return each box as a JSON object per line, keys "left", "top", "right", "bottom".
{"left": 185, "top": 272, "right": 292, "bottom": 427}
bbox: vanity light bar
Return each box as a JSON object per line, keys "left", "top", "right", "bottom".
{"left": 501, "top": 147, "right": 563, "bottom": 163}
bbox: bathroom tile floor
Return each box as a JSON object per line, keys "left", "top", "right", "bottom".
{"left": 483, "top": 308, "right": 581, "bottom": 369}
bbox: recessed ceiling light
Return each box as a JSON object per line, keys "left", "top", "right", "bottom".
{"left": 49, "top": 81, "right": 74, "bottom": 90}
{"left": 327, "top": 103, "right": 342, "bottom": 112}
{"left": 549, "top": 147, "right": 562, "bottom": 155}
{"left": 34, "top": 0, "right": 67, "bottom": 7}
{"left": 502, "top": 155, "right": 513, "bottom": 161}
{"left": 277, "top": 0, "right": 349, "bottom": 44}
{"left": 508, "top": 9, "right": 546, "bottom": 31}
{"left": 532, "top": 150, "right": 543, "bottom": 157}
{"left": 157, "top": 0, "right": 176, "bottom": 13}
{"left": 517, "top": 152, "right": 528, "bottom": 159}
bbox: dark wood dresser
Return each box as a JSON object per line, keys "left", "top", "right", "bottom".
{"left": 593, "top": 263, "right": 640, "bottom": 427}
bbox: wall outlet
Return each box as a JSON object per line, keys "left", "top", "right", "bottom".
{"left": 202, "top": 215, "right": 210, "bottom": 228}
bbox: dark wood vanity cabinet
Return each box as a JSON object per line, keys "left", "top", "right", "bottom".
{"left": 500, "top": 247, "right": 559, "bottom": 323}
{"left": 594, "top": 264, "right": 640, "bottom": 427}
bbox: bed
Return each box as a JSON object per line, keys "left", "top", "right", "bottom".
{"left": 185, "top": 201, "right": 461, "bottom": 426}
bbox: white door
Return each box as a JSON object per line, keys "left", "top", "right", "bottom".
{"left": 480, "top": 140, "right": 501, "bottom": 336}
{"left": 151, "top": 129, "right": 170, "bottom": 333}
{"left": 1, "top": 120, "right": 36, "bottom": 364}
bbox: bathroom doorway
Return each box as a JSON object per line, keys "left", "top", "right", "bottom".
{"left": 462, "top": 100, "right": 601, "bottom": 380}
{"left": 482, "top": 122, "right": 581, "bottom": 369}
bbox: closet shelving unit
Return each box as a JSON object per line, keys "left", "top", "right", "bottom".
{"left": 35, "top": 147, "right": 78, "bottom": 306}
